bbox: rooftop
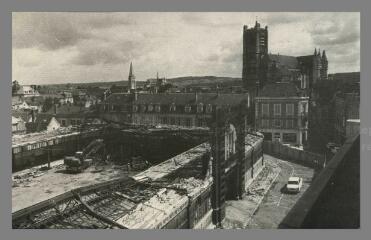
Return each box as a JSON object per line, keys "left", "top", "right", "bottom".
{"left": 257, "top": 82, "right": 305, "bottom": 98}
{"left": 12, "top": 127, "right": 77, "bottom": 147}
{"left": 105, "top": 92, "right": 250, "bottom": 107}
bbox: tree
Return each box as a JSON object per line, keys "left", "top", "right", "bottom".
{"left": 42, "top": 97, "right": 54, "bottom": 112}
{"left": 12, "top": 80, "right": 21, "bottom": 95}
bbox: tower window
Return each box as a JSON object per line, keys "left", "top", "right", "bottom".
{"left": 170, "top": 103, "right": 176, "bottom": 112}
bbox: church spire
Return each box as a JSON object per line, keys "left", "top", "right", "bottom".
{"left": 128, "top": 62, "right": 136, "bottom": 92}
{"left": 129, "top": 62, "right": 133, "bottom": 77}
{"left": 314, "top": 48, "right": 317, "bottom": 55}
{"left": 322, "top": 50, "right": 327, "bottom": 60}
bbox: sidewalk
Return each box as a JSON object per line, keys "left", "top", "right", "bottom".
{"left": 222, "top": 161, "right": 281, "bottom": 229}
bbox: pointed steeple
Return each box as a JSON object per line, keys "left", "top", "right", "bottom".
{"left": 322, "top": 50, "right": 327, "bottom": 59}
{"left": 128, "top": 62, "right": 136, "bottom": 92}
{"left": 129, "top": 62, "right": 133, "bottom": 77}
{"left": 318, "top": 48, "right": 321, "bottom": 56}
{"left": 314, "top": 48, "right": 317, "bottom": 56}
{"left": 156, "top": 71, "right": 159, "bottom": 80}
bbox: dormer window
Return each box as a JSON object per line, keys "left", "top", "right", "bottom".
{"left": 170, "top": 103, "right": 176, "bottom": 112}
{"left": 155, "top": 105, "right": 161, "bottom": 112}
{"left": 148, "top": 104, "right": 154, "bottom": 112}
{"left": 185, "top": 105, "right": 191, "bottom": 113}
{"left": 133, "top": 105, "right": 138, "bottom": 112}
{"left": 206, "top": 104, "right": 213, "bottom": 113}
{"left": 197, "top": 103, "right": 204, "bottom": 113}
{"left": 140, "top": 105, "right": 146, "bottom": 112}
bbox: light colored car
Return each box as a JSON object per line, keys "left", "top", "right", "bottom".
{"left": 286, "top": 177, "right": 303, "bottom": 193}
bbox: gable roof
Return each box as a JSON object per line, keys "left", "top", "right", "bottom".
{"left": 12, "top": 109, "right": 32, "bottom": 122}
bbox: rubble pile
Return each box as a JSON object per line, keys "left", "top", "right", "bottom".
{"left": 133, "top": 143, "right": 210, "bottom": 181}
{"left": 169, "top": 177, "right": 213, "bottom": 198}
{"left": 116, "top": 188, "right": 188, "bottom": 229}
{"left": 12, "top": 167, "right": 47, "bottom": 187}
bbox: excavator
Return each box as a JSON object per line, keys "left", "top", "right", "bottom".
{"left": 64, "top": 139, "right": 105, "bottom": 173}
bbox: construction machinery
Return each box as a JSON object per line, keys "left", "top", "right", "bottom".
{"left": 64, "top": 139, "right": 105, "bottom": 173}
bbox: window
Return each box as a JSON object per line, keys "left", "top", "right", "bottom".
{"left": 185, "top": 105, "right": 191, "bottom": 113}
{"left": 274, "top": 119, "right": 281, "bottom": 128}
{"left": 140, "top": 105, "right": 146, "bottom": 112}
{"left": 286, "top": 104, "right": 294, "bottom": 116}
{"left": 71, "top": 120, "right": 76, "bottom": 125}
{"left": 283, "top": 133, "right": 297, "bottom": 143}
{"left": 155, "top": 105, "right": 161, "bottom": 112}
{"left": 170, "top": 103, "right": 176, "bottom": 112}
{"left": 262, "top": 104, "right": 269, "bottom": 116}
{"left": 197, "top": 103, "right": 204, "bottom": 113}
{"left": 61, "top": 120, "right": 66, "bottom": 126}
{"left": 261, "top": 119, "right": 269, "bottom": 128}
{"left": 274, "top": 132, "right": 281, "bottom": 141}
{"left": 286, "top": 119, "right": 294, "bottom": 129}
{"left": 133, "top": 105, "right": 138, "bottom": 112}
{"left": 274, "top": 104, "right": 281, "bottom": 116}
{"left": 206, "top": 104, "right": 212, "bottom": 113}
{"left": 148, "top": 104, "right": 153, "bottom": 112}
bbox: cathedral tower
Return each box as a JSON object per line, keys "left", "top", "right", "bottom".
{"left": 128, "top": 62, "right": 136, "bottom": 92}
{"left": 242, "top": 21, "right": 268, "bottom": 95}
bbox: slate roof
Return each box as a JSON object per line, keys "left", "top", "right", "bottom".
{"left": 268, "top": 54, "right": 299, "bottom": 69}
{"left": 44, "top": 104, "right": 87, "bottom": 117}
{"left": 105, "top": 93, "right": 250, "bottom": 107}
{"left": 258, "top": 82, "right": 304, "bottom": 98}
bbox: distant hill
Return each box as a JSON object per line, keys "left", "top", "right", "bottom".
{"left": 39, "top": 76, "right": 242, "bottom": 89}
{"left": 164, "top": 76, "right": 242, "bottom": 87}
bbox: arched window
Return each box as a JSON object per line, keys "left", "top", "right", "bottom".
{"left": 170, "top": 103, "right": 176, "bottom": 112}
{"left": 197, "top": 103, "right": 204, "bottom": 113}
{"left": 148, "top": 104, "right": 154, "bottom": 112}
{"left": 206, "top": 104, "right": 213, "bottom": 113}
{"left": 155, "top": 104, "right": 161, "bottom": 112}
{"left": 225, "top": 124, "right": 237, "bottom": 160}
{"left": 185, "top": 104, "right": 191, "bottom": 113}
{"left": 132, "top": 105, "right": 138, "bottom": 112}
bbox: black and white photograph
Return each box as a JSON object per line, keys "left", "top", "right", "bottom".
{"left": 11, "top": 12, "right": 360, "bottom": 229}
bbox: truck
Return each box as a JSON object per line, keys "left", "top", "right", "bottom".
{"left": 64, "top": 139, "right": 105, "bottom": 173}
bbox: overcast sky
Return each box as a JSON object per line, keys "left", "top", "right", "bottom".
{"left": 12, "top": 12, "right": 360, "bottom": 85}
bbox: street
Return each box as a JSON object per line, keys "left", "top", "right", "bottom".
{"left": 246, "top": 155, "right": 317, "bottom": 228}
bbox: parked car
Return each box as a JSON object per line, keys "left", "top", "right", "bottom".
{"left": 286, "top": 177, "right": 303, "bottom": 193}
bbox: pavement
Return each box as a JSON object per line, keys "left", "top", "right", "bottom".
{"left": 223, "top": 154, "right": 316, "bottom": 229}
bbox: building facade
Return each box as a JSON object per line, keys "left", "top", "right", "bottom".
{"left": 255, "top": 82, "right": 309, "bottom": 146}
{"left": 101, "top": 92, "right": 250, "bottom": 128}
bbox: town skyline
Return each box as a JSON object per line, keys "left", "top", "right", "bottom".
{"left": 13, "top": 12, "right": 360, "bottom": 85}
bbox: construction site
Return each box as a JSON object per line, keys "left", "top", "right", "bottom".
{"left": 12, "top": 114, "right": 267, "bottom": 229}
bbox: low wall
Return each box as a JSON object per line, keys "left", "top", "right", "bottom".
{"left": 244, "top": 156, "right": 264, "bottom": 192}
{"left": 263, "top": 141, "right": 325, "bottom": 169}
